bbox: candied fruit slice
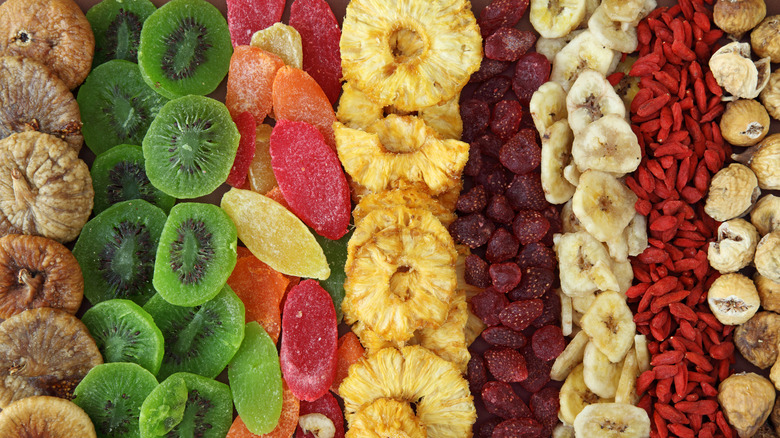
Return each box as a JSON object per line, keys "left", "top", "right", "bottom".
{"left": 225, "top": 46, "right": 285, "bottom": 124}
{"left": 251, "top": 23, "right": 303, "bottom": 69}
{"left": 226, "top": 0, "right": 285, "bottom": 46}
{"left": 247, "top": 124, "right": 277, "bottom": 194}
{"left": 272, "top": 66, "right": 337, "bottom": 151}
{"left": 227, "top": 111, "right": 257, "bottom": 188}
{"left": 330, "top": 332, "right": 364, "bottom": 396}
{"left": 227, "top": 381, "right": 299, "bottom": 438}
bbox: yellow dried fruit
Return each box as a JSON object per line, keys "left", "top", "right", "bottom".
{"left": 718, "top": 372, "right": 775, "bottom": 438}
{"left": 246, "top": 124, "right": 276, "bottom": 195}
{"left": 735, "top": 311, "right": 780, "bottom": 369}
{"left": 707, "top": 218, "right": 760, "bottom": 274}
{"left": 751, "top": 15, "right": 780, "bottom": 63}
{"left": 734, "top": 133, "right": 780, "bottom": 190}
{"left": 709, "top": 42, "right": 771, "bottom": 100}
{"left": 714, "top": 0, "right": 766, "bottom": 38}
{"left": 346, "top": 398, "right": 426, "bottom": 438}
{"left": 352, "top": 186, "right": 456, "bottom": 228}
{"left": 720, "top": 99, "right": 770, "bottom": 147}
{"left": 704, "top": 163, "right": 760, "bottom": 222}
{"left": 760, "top": 70, "right": 780, "bottom": 121}
{"left": 707, "top": 273, "right": 760, "bottom": 325}
{"left": 755, "top": 231, "right": 780, "bottom": 284}
{"left": 751, "top": 195, "right": 780, "bottom": 236}
{"left": 0, "top": 396, "right": 96, "bottom": 438}
{"left": 756, "top": 272, "right": 780, "bottom": 313}
{"left": 250, "top": 23, "right": 303, "bottom": 69}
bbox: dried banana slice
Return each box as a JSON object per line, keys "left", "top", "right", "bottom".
{"left": 530, "top": 0, "right": 587, "bottom": 39}
{"left": 551, "top": 30, "right": 618, "bottom": 92}
{"left": 541, "top": 119, "right": 576, "bottom": 205}
{"left": 531, "top": 81, "right": 569, "bottom": 137}
{"left": 580, "top": 290, "right": 636, "bottom": 363}
{"left": 588, "top": 5, "right": 639, "bottom": 53}
{"left": 554, "top": 231, "right": 620, "bottom": 297}
{"left": 559, "top": 363, "right": 611, "bottom": 425}
{"left": 572, "top": 115, "right": 640, "bottom": 176}
{"left": 573, "top": 403, "right": 651, "bottom": 438}
{"left": 572, "top": 170, "right": 638, "bottom": 242}
{"left": 566, "top": 70, "right": 626, "bottom": 135}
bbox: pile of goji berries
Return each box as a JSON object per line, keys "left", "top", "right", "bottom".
{"left": 624, "top": 0, "right": 738, "bottom": 436}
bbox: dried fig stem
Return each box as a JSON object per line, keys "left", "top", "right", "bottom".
{"left": 17, "top": 269, "right": 42, "bottom": 306}
{"left": 11, "top": 168, "right": 34, "bottom": 211}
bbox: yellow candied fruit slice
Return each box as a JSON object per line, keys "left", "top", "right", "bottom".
{"left": 246, "top": 124, "right": 276, "bottom": 194}
{"left": 250, "top": 23, "right": 303, "bottom": 69}
{"left": 220, "top": 188, "right": 330, "bottom": 280}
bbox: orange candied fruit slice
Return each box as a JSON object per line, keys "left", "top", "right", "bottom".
{"left": 226, "top": 46, "right": 285, "bottom": 124}
{"left": 272, "top": 65, "right": 337, "bottom": 150}
{"left": 227, "top": 256, "right": 290, "bottom": 344}
{"left": 227, "top": 380, "right": 300, "bottom": 438}
{"left": 330, "top": 331, "right": 365, "bottom": 395}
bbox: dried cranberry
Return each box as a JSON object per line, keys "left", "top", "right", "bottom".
{"left": 519, "top": 347, "right": 551, "bottom": 393}
{"left": 481, "top": 381, "right": 532, "bottom": 419}
{"left": 486, "top": 227, "right": 520, "bottom": 263}
{"left": 530, "top": 387, "right": 560, "bottom": 435}
{"left": 456, "top": 184, "right": 488, "bottom": 214}
{"left": 449, "top": 213, "right": 495, "bottom": 248}
{"left": 500, "top": 129, "right": 542, "bottom": 174}
{"left": 465, "top": 254, "right": 491, "bottom": 288}
{"left": 482, "top": 325, "right": 527, "bottom": 349}
{"left": 467, "top": 354, "right": 489, "bottom": 396}
{"left": 471, "top": 288, "right": 509, "bottom": 326}
{"left": 473, "top": 76, "right": 512, "bottom": 105}
{"left": 478, "top": 0, "right": 530, "bottom": 37}
{"left": 512, "top": 52, "right": 551, "bottom": 105}
{"left": 493, "top": 418, "right": 544, "bottom": 438}
{"left": 505, "top": 173, "right": 547, "bottom": 210}
{"left": 472, "top": 132, "right": 503, "bottom": 159}
{"left": 464, "top": 144, "right": 483, "bottom": 177}
{"left": 512, "top": 210, "right": 550, "bottom": 245}
{"left": 516, "top": 242, "right": 556, "bottom": 270}
{"left": 532, "top": 289, "right": 561, "bottom": 328}
{"left": 531, "top": 325, "right": 566, "bottom": 362}
{"left": 460, "top": 99, "right": 491, "bottom": 142}
{"left": 499, "top": 299, "right": 543, "bottom": 331}
{"left": 485, "top": 28, "right": 536, "bottom": 62}
{"left": 484, "top": 347, "right": 528, "bottom": 383}
{"left": 486, "top": 194, "right": 515, "bottom": 224}
{"left": 490, "top": 99, "right": 523, "bottom": 141}
{"left": 508, "top": 267, "right": 554, "bottom": 300}
{"left": 469, "top": 57, "right": 511, "bottom": 83}
{"left": 489, "top": 262, "right": 523, "bottom": 293}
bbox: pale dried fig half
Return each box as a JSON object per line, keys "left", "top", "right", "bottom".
{"left": 0, "top": 56, "right": 82, "bottom": 152}
{"left": 0, "top": 308, "right": 102, "bottom": 408}
{"left": 0, "top": 234, "right": 83, "bottom": 320}
{"left": 0, "top": 131, "right": 93, "bottom": 243}
{"left": 0, "top": 395, "right": 96, "bottom": 437}
{"left": 0, "top": 0, "right": 94, "bottom": 89}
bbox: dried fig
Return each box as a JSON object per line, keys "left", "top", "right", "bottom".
{"left": 0, "top": 131, "right": 93, "bottom": 243}
{"left": 707, "top": 273, "right": 760, "bottom": 325}
{"left": 704, "top": 163, "right": 761, "bottom": 222}
{"left": 756, "top": 273, "right": 780, "bottom": 313}
{"left": 0, "top": 234, "right": 83, "bottom": 319}
{"left": 756, "top": 231, "right": 780, "bottom": 283}
{"left": 751, "top": 15, "right": 780, "bottom": 63}
{"left": 0, "top": 395, "right": 96, "bottom": 437}
{"left": 714, "top": 0, "right": 766, "bottom": 38}
{"left": 719, "top": 372, "right": 775, "bottom": 438}
{"left": 735, "top": 311, "right": 780, "bottom": 369}
{"left": 0, "top": 0, "right": 94, "bottom": 89}
{"left": 708, "top": 218, "right": 760, "bottom": 274}
{"left": 752, "top": 195, "right": 780, "bottom": 236}
{"left": 0, "top": 307, "right": 102, "bottom": 408}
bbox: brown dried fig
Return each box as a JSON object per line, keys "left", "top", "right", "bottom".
{"left": 735, "top": 311, "right": 780, "bottom": 369}
{"left": 0, "top": 0, "right": 94, "bottom": 89}
{"left": 719, "top": 372, "right": 775, "bottom": 438}
{"left": 0, "top": 131, "right": 93, "bottom": 243}
{"left": 0, "top": 395, "right": 96, "bottom": 437}
{"left": 0, "top": 234, "right": 83, "bottom": 320}
{"left": 0, "top": 307, "right": 102, "bottom": 408}
{"left": 714, "top": 0, "right": 766, "bottom": 38}
{"left": 754, "top": 422, "right": 778, "bottom": 438}
{"left": 756, "top": 273, "right": 780, "bottom": 313}
{"left": 752, "top": 15, "right": 780, "bottom": 63}
{"left": 0, "top": 56, "right": 82, "bottom": 152}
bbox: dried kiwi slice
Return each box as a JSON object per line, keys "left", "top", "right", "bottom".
{"left": 81, "top": 299, "right": 165, "bottom": 376}
{"left": 139, "top": 372, "right": 232, "bottom": 438}
{"left": 73, "top": 362, "right": 158, "bottom": 438}
{"left": 86, "top": 0, "right": 157, "bottom": 66}
{"left": 77, "top": 60, "right": 169, "bottom": 156}
{"left": 142, "top": 285, "right": 245, "bottom": 380}
{"left": 73, "top": 199, "right": 167, "bottom": 306}
{"left": 153, "top": 203, "right": 238, "bottom": 306}
{"left": 0, "top": 396, "right": 97, "bottom": 437}
{"left": 137, "top": 0, "right": 232, "bottom": 99}
{"left": 91, "top": 144, "right": 176, "bottom": 215}
{"left": 0, "top": 308, "right": 103, "bottom": 408}
{"left": 143, "top": 95, "right": 240, "bottom": 198}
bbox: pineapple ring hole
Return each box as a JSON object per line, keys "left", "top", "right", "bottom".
{"left": 388, "top": 25, "right": 425, "bottom": 64}
{"left": 389, "top": 265, "right": 414, "bottom": 301}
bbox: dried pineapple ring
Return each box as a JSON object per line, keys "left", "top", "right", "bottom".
{"left": 343, "top": 205, "right": 457, "bottom": 342}
{"left": 340, "top": 346, "right": 475, "bottom": 438}
{"left": 340, "top": 0, "right": 481, "bottom": 112}
{"left": 349, "top": 178, "right": 462, "bottom": 213}
{"left": 335, "top": 115, "right": 469, "bottom": 196}
{"left": 351, "top": 291, "right": 470, "bottom": 373}
{"left": 346, "top": 398, "right": 426, "bottom": 438}
{"left": 352, "top": 186, "right": 456, "bottom": 228}
{"left": 337, "top": 82, "right": 463, "bottom": 140}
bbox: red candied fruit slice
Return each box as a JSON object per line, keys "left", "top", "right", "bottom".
{"left": 512, "top": 210, "right": 550, "bottom": 245}
{"left": 481, "top": 381, "right": 532, "bottom": 419}
{"left": 226, "top": 0, "right": 285, "bottom": 46}
{"left": 486, "top": 228, "right": 519, "bottom": 263}
{"left": 280, "top": 280, "right": 338, "bottom": 402}
{"left": 289, "top": 0, "right": 343, "bottom": 105}
{"left": 295, "top": 392, "right": 345, "bottom": 438}
{"left": 473, "top": 76, "right": 512, "bottom": 105}
{"left": 485, "top": 29, "right": 536, "bottom": 62}
{"left": 330, "top": 332, "right": 364, "bottom": 395}
{"left": 493, "top": 418, "right": 544, "bottom": 438}
{"left": 489, "top": 262, "right": 523, "bottom": 294}
{"left": 226, "top": 46, "right": 285, "bottom": 124}
{"left": 269, "top": 119, "right": 350, "bottom": 240}
{"left": 505, "top": 173, "right": 548, "bottom": 211}
{"left": 507, "top": 267, "right": 554, "bottom": 300}
{"left": 512, "top": 52, "right": 551, "bottom": 105}
{"left": 227, "top": 255, "right": 290, "bottom": 344}
{"left": 500, "top": 129, "right": 542, "bottom": 175}
{"left": 460, "top": 99, "right": 491, "bottom": 143}
{"left": 484, "top": 347, "right": 528, "bottom": 383}
{"left": 530, "top": 387, "right": 560, "bottom": 434}
{"left": 273, "top": 66, "right": 337, "bottom": 150}
{"left": 478, "top": 0, "right": 530, "bottom": 37}
{"left": 531, "top": 325, "right": 565, "bottom": 361}
{"left": 519, "top": 347, "right": 551, "bottom": 393}
{"left": 481, "top": 326, "right": 527, "bottom": 349}
{"left": 227, "top": 112, "right": 257, "bottom": 188}
{"left": 470, "top": 288, "right": 509, "bottom": 326}
{"left": 499, "top": 299, "right": 543, "bottom": 331}
{"left": 467, "top": 354, "right": 488, "bottom": 397}
{"left": 490, "top": 99, "right": 523, "bottom": 141}
{"left": 477, "top": 161, "right": 512, "bottom": 195}
{"left": 465, "top": 254, "right": 491, "bottom": 288}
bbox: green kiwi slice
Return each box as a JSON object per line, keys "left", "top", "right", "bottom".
{"left": 81, "top": 299, "right": 165, "bottom": 376}
{"left": 137, "top": 0, "right": 232, "bottom": 99}
{"left": 86, "top": 0, "right": 157, "bottom": 66}
{"left": 77, "top": 59, "right": 169, "bottom": 156}
{"left": 138, "top": 372, "right": 232, "bottom": 438}
{"left": 72, "top": 362, "right": 159, "bottom": 438}
{"left": 142, "top": 95, "right": 239, "bottom": 198}
{"left": 142, "top": 285, "right": 245, "bottom": 380}
{"left": 73, "top": 199, "right": 167, "bottom": 306}
{"left": 153, "top": 203, "right": 237, "bottom": 306}
{"left": 91, "top": 144, "right": 176, "bottom": 215}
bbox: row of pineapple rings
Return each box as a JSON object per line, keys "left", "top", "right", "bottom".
{"left": 335, "top": 0, "right": 483, "bottom": 435}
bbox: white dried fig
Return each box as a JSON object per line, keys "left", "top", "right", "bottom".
{"left": 756, "top": 272, "right": 780, "bottom": 313}
{"left": 760, "top": 70, "right": 780, "bottom": 121}
{"left": 719, "top": 99, "right": 770, "bottom": 147}
{"left": 733, "top": 133, "right": 780, "bottom": 190}
{"left": 755, "top": 231, "right": 780, "bottom": 284}
{"left": 708, "top": 218, "right": 760, "bottom": 274}
{"left": 707, "top": 273, "right": 760, "bottom": 325}
{"left": 704, "top": 163, "right": 760, "bottom": 222}
{"left": 751, "top": 195, "right": 780, "bottom": 236}
{"left": 709, "top": 42, "right": 771, "bottom": 100}
{"left": 751, "top": 15, "right": 780, "bottom": 63}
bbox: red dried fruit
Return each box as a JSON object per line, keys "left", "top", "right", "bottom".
{"left": 531, "top": 325, "right": 565, "bottom": 361}
{"left": 505, "top": 173, "right": 547, "bottom": 210}
{"left": 485, "top": 29, "right": 537, "bottom": 62}
{"left": 515, "top": 242, "right": 556, "bottom": 270}
{"left": 489, "top": 262, "right": 523, "bottom": 294}
{"left": 465, "top": 254, "right": 491, "bottom": 288}
{"left": 512, "top": 53, "right": 551, "bottom": 105}
{"left": 486, "top": 228, "right": 520, "bottom": 263}
{"left": 226, "top": 0, "right": 285, "bottom": 46}
{"left": 499, "top": 299, "right": 543, "bottom": 331}
{"left": 456, "top": 185, "right": 488, "bottom": 214}
{"left": 294, "top": 392, "right": 345, "bottom": 438}
{"left": 490, "top": 99, "right": 523, "bottom": 141}
{"left": 469, "top": 58, "right": 512, "bottom": 83}
{"left": 519, "top": 347, "right": 551, "bottom": 393}
{"left": 478, "top": 0, "right": 530, "bottom": 37}
{"left": 532, "top": 289, "right": 561, "bottom": 328}
{"left": 476, "top": 163, "right": 513, "bottom": 194}
{"left": 467, "top": 354, "right": 489, "bottom": 396}
{"left": 481, "top": 381, "right": 532, "bottom": 419}
{"left": 226, "top": 112, "right": 257, "bottom": 188}
{"left": 449, "top": 213, "right": 495, "bottom": 248}
{"left": 464, "top": 145, "right": 483, "bottom": 177}
{"left": 461, "top": 99, "right": 491, "bottom": 142}
{"left": 508, "top": 267, "right": 554, "bottom": 300}
{"left": 482, "top": 326, "right": 527, "bottom": 349}
{"left": 473, "top": 76, "right": 512, "bottom": 105}
{"left": 512, "top": 210, "right": 550, "bottom": 245}
{"left": 472, "top": 133, "right": 503, "bottom": 159}
{"left": 486, "top": 194, "right": 515, "bottom": 224}
{"left": 500, "top": 129, "right": 542, "bottom": 175}
{"left": 289, "top": 0, "right": 343, "bottom": 105}
{"left": 492, "top": 418, "right": 544, "bottom": 438}
{"left": 476, "top": 418, "right": 503, "bottom": 438}
{"left": 471, "top": 288, "right": 510, "bottom": 326}
{"left": 530, "top": 387, "right": 560, "bottom": 434}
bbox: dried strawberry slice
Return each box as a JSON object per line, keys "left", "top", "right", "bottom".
{"left": 226, "top": 112, "right": 257, "bottom": 188}
{"left": 471, "top": 288, "right": 509, "bottom": 327}
{"left": 226, "top": 0, "right": 285, "bottom": 46}
{"left": 519, "top": 347, "right": 551, "bottom": 393}
{"left": 507, "top": 267, "right": 554, "bottom": 300}
{"left": 530, "top": 387, "right": 559, "bottom": 435}
{"left": 499, "top": 299, "right": 543, "bottom": 331}
{"left": 512, "top": 52, "right": 551, "bottom": 106}
{"left": 531, "top": 325, "right": 565, "bottom": 362}
{"left": 467, "top": 354, "right": 488, "bottom": 397}
{"left": 481, "top": 381, "right": 531, "bottom": 419}
{"left": 484, "top": 347, "right": 528, "bottom": 383}
{"left": 482, "top": 326, "right": 527, "bottom": 349}
{"left": 478, "top": 0, "right": 530, "bottom": 37}
{"left": 493, "top": 418, "right": 544, "bottom": 438}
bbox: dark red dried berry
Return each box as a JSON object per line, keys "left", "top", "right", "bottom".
{"left": 472, "top": 132, "right": 503, "bottom": 159}
{"left": 482, "top": 325, "right": 527, "bottom": 349}
{"left": 476, "top": 163, "right": 513, "bottom": 195}
{"left": 512, "top": 52, "right": 551, "bottom": 105}
{"left": 469, "top": 57, "right": 512, "bottom": 83}
{"left": 485, "top": 347, "right": 528, "bottom": 383}
{"left": 516, "top": 242, "right": 556, "bottom": 270}
{"left": 486, "top": 194, "right": 515, "bottom": 225}
{"left": 476, "top": 418, "right": 503, "bottom": 438}
{"left": 461, "top": 99, "right": 491, "bottom": 143}
{"left": 471, "top": 288, "right": 510, "bottom": 326}
{"left": 499, "top": 299, "right": 543, "bottom": 331}
{"left": 464, "top": 144, "right": 483, "bottom": 177}
{"left": 519, "top": 347, "right": 551, "bottom": 393}
{"left": 481, "top": 381, "right": 532, "bottom": 419}
{"left": 493, "top": 418, "right": 544, "bottom": 438}
{"left": 467, "top": 354, "right": 489, "bottom": 396}
{"left": 531, "top": 325, "right": 565, "bottom": 362}
{"left": 465, "top": 254, "right": 491, "bottom": 288}
{"left": 540, "top": 204, "right": 563, "bottom": 244}
{"left": 500, "top": 129, "right": 542, "bottom": 175}
{"left": 489, "top": 262, "right": 523, "bottom": 294}
{"left": 456, "top": 184, "right": 488, "bottom": 214}
{"left": 508, "top": 267, "right": 554, "bottom": 300}
{"left": 530, "top": 387, "right": 560, "bottom": 434}
{"left": 532, "top": 289, "right": 561, "bottom": 328}
{"left": 478, "top": 0, "right": 530, "bottom": 37}
{"left": 473, "top": 76, "right": 512, "bottom": 105}
{"left": 490, "top": 99, "right": 523, "bottom": 141}
{"left": 505, "top": 173, "right": 547, "bottom": 210}
{"left": 485, "top": 28, "right": 537, "bottom": 62}
{"left": 449, "top": 213, "right": 495, "bottom": 248}
{"left": 486, "top": 227, "right": 520, "bottom": 263}
{"left": 512, "top": 210, "right": 550, "bottom": 245}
